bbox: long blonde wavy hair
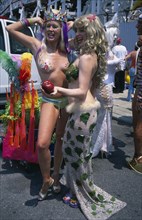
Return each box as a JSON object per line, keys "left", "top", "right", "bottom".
{"left": 73, "top": 14, "right": 108, "bottom": 89}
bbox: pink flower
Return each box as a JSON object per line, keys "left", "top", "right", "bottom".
{"left": 44, "top": 63, "right": 48, "bottom": 70}
{"left": 87, "top": 15, "right": 96, "bottom": 22}
{"left": 11, "top": 55, "right": 22, "bottom": 68}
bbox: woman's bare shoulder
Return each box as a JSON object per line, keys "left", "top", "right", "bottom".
{"left": 80, "top": 53, "right": 97, "bottom": 62}
{"left": 79, "top": 53, "right": 98, "bottom": 71}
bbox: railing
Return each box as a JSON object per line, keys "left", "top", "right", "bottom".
{"left": 0, "top": 0, "right": 140, "bottom": 23}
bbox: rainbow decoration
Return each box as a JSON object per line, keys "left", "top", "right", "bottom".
{"left": 0, "top": 50, "right": 40, "bottom": 163}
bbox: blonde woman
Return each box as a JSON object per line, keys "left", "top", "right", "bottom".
{"left": 6, "top": 8, "right": 69, "bottom": 200}
{"left": 51, "top": 14, "right": 126, "bottom": 220}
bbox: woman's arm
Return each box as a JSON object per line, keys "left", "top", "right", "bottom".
{"left": 5, "top": 17, "right": 43, "bottom": 52}
{"left": 107, "top": 57, "right": 122, "bottom": 65}
{"left": 52, "top": 54, "right": 97, "bottom": 101}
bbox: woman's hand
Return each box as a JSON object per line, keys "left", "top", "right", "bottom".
{"left": 51, "top": 86, "right": 58, "bottom": 95}
{"left": 41, "top": 86, "right": 48, "bottom": 96}
{"left": 41, "top": 85, "right": 59, "bottom": 97}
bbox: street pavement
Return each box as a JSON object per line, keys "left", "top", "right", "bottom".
{"left": 0, "top": 89, "right": 142, "bottom": 220}
{"left": 112, "top": 89, "right": 132, "bottom": 125}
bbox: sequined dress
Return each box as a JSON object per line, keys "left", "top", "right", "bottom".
{"left": 91, "top": 51, "right": 121, "bottom": 157}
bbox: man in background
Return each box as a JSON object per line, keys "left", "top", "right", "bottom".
{"left": 112, "top": 37, "right": 128, "bottom": 93}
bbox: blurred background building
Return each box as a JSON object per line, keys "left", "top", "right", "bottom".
{"left": 0, "top": 0, "right": 142, "bottom": 51}
{"left": 0, "top": 0, "right": 140, "bottom": 21}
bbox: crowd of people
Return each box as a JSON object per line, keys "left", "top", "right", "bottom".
{"left": 5, "top": 5, "right": 142, "bottom": 220}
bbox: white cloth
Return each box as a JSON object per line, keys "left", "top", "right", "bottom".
{"left": 91, "top": 84, "right": 114, "bottom": 157}
{"left": 112, "top": 44, "right": 128, "bottom": 70}
{"left": 104, "top": 50, "right": 121, "bottom": 85}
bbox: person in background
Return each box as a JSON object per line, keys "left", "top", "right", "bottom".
{"left": 125, "top": 44, "right": 139, "bottom": 101}
{"left": 128, "top": 14, "right": 142, "bottom": 174}
{"left": 6, "top": 8, "right": 70, "bottom": 200}
{"left": 91, "top": 50, "right": 122, "bottom": 158}
{"left": 51, "top": 14, "right": 126, "bottom": 220}
{"left": 112, "top": 37, "right": 128, "bottom": 93}
{"left": 91, "top": 13, "right": 122, "bottom": 158}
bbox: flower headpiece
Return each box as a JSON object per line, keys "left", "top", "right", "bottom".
{"left": 44, "top": 6, "right": 67, "bottom": 23}
{"left": 87, "top": 15, "right": 96, "bottom": 22}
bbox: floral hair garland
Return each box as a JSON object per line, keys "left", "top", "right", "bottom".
{"left": 87, "top": 14, "right": 96, "bottom": 22}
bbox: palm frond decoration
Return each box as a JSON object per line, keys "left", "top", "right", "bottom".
{"left": 0, "top": 49, "right": 19, "bottom": 90}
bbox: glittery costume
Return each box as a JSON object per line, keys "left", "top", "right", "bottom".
{"left": 61, "top": 62, "right": 126, "bottom": 220}
{"left": 91, "top": 50, "right": 121, "bottom": 157}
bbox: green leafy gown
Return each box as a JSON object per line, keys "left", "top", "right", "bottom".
{"left": 61, "top": 63, "right": 126, "bottom": 220}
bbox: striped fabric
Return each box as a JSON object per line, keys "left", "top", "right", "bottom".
{"left": 135, "top": 48, "right": 142, "bottom": 108}
{"left": 135, "top": 48, "right": 142, "bottom": 86}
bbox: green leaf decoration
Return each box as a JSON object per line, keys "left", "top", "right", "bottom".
{"left": 0, "top": 97, "right": 41, "bottom": 129}
{"left": 100, "top": 204, "right": 105, "bottom": 208}
{"left": 91, "top": 203, "right": 97, "bottom": 211}
{"left": 65, "top": 64, "right": 79, "bottom": 82}
{"left": 89, "top": 123, "right": 96, "bottom": 133}
{"left": 0, "top": 50, "right": 19, "bottom": 90}
{"left": 89, "top": 190, "right": 96, "bottom": 198}
{"left": 71, "top": 162, "right": 79, "bottom": 170}
{"left": 77, "top": 158, "right": 83, "bottom": 164}
{"left": 106, "top": 210, "right": 112, "bottom": 214}
{"left": 75, "top": 147, "right": 83, "bottom": 156}
{"left": 70, "top": 140, "right": 75, "bottom": 146}
{"left": 110, "top": 196, "right": 116, "bottom": 202}
{"left": 0, "top": 114, "right": 18, "bottom": 121}
{"left": 80, "top": 173, "right": 88, "bottom": 181}
{"left": 69, "top": 119, "right": 75, "bottom": 129}
{"left": 89, "top": 181, "right": 93, "bottom": 187}
{"left": 97, "top": 194, "right": 105, "bottom": 202}
{"left": 80, "top": 113, "right": 90, "bottom": 124}
{"left": 64, "top": 147, "right": 72, "bottom": 156}
{"left": 91, "top": 212, "right": 97, "bottom": 216}
{"left": 76, "top": 135, "right": 85, "bottom": 143}
{"left": 76, "top": 179, "right": 82, "bottom": 186}
{"left": 84, "top": 153, "right": 92, "bottom": 162}
{"left": 67, "top": 131, "right": 71, "bottom": 140}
